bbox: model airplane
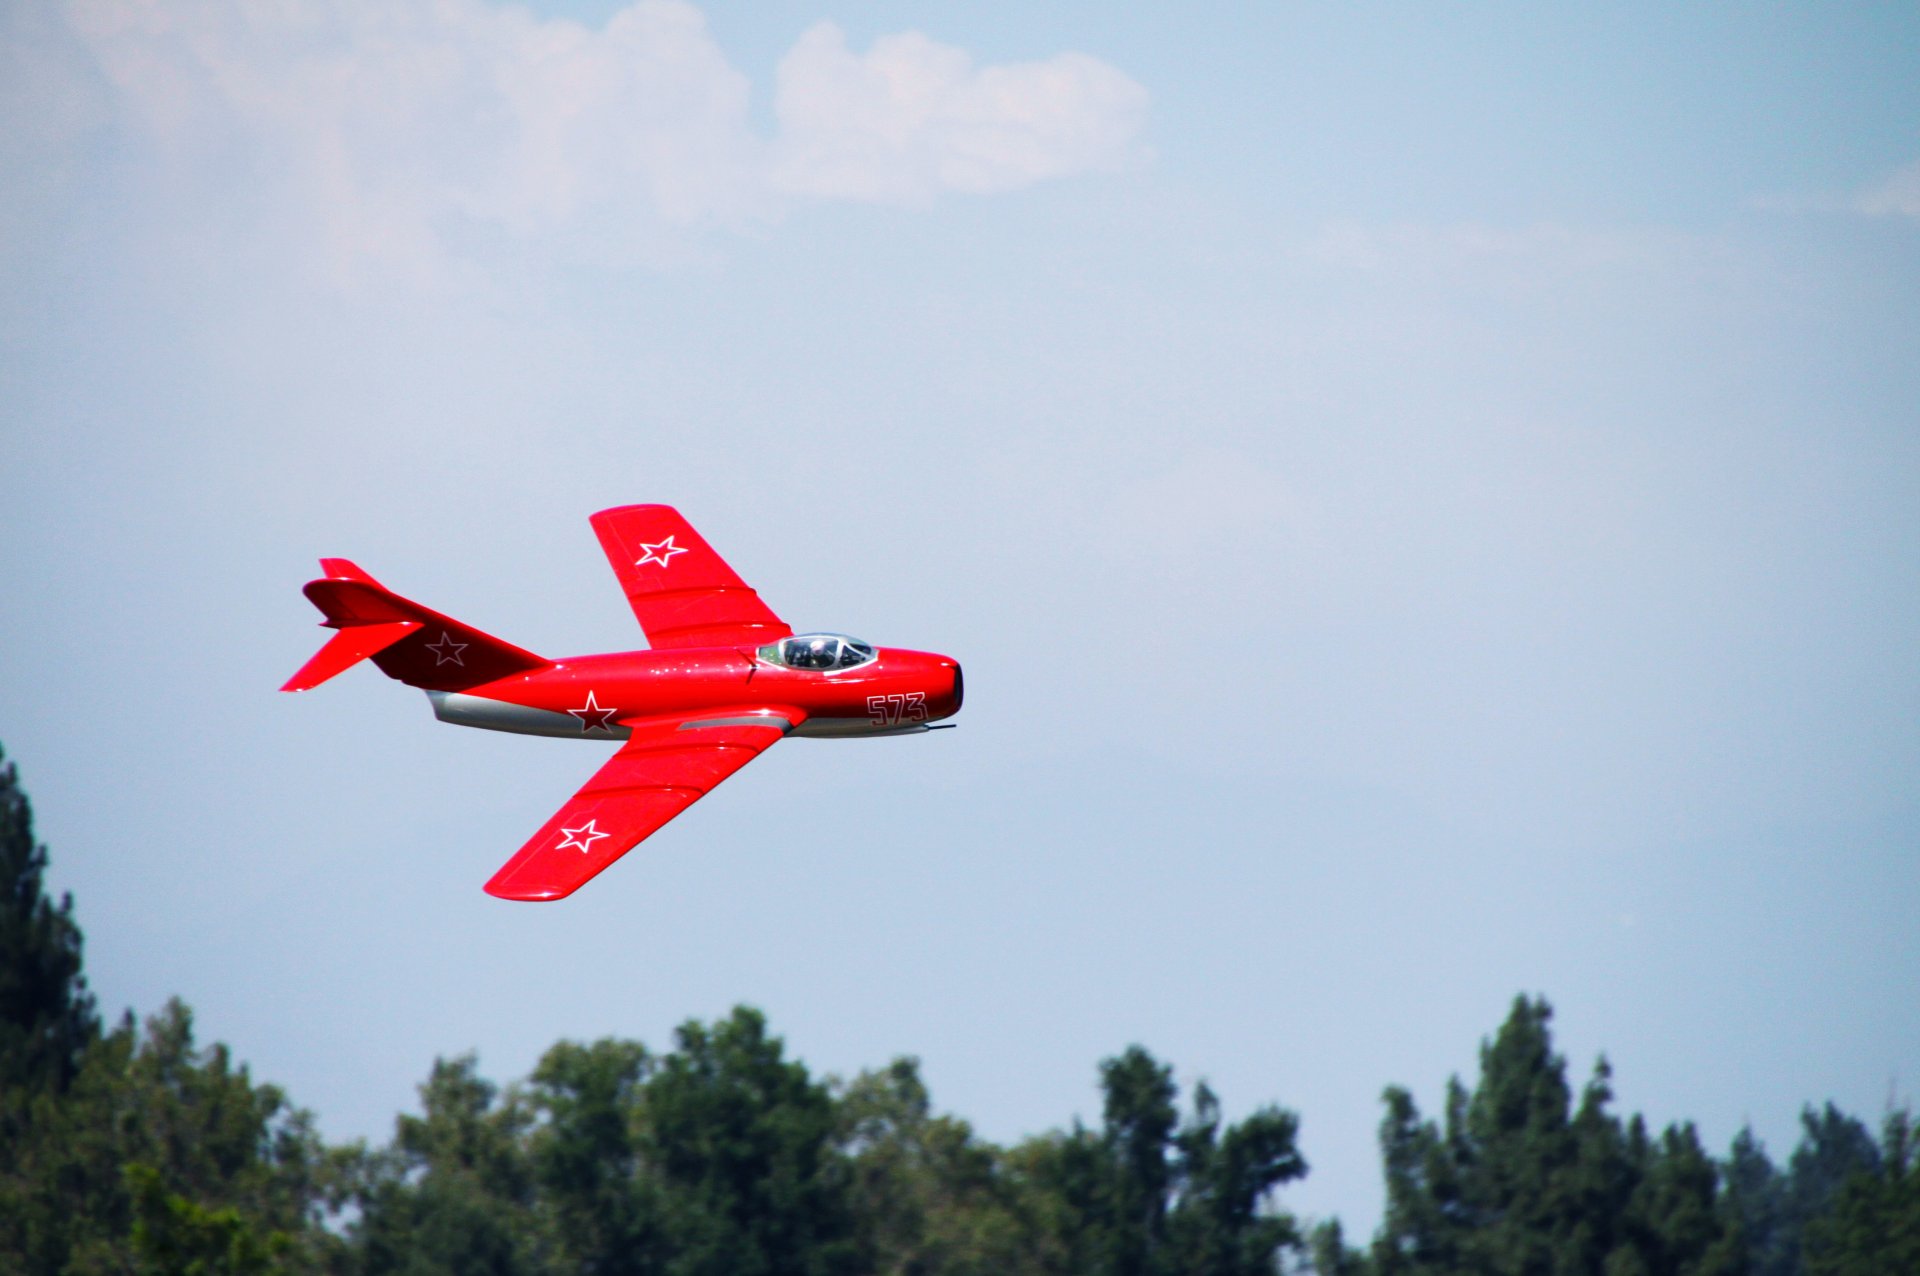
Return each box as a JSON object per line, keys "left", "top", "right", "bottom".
{"left": 283, "top": 504, "right": 962, "bottom": 901}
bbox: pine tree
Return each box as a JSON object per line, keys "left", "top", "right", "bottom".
{"left": 5, "top": 1000, "right": 338, "bottom": 1275}
{"left": 1009, "top": 1044, "right": 1306, "bottom": 1276}
{"left": 1801, "top": 1109, "right": 1920, "bottom": 1276}
{"left": 1164, "top": 1078, "right": 1306, "bottom": 1276}
{"left": 1721, "top": 1127, "right": 1786, "bottom": 1276}
{"left": 1337, "top": 996, "right": 1739, "bottom": 1276}
{"left": 1098, "top": 1046, "right": 1180, "bottom": 1276}
{"left": 0, "top": 745, "right": 98, "bottom": 1093}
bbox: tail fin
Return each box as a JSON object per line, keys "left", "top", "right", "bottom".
{"left": 282, "top": 559, "right": 548, "bottom": 692}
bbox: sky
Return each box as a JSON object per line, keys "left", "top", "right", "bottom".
{"left": 3, "top": 0, "right": 1918, "bottom": 1236}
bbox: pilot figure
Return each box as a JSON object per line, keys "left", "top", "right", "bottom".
{"left": 802, "top": 636, "right": 835, "bottom": 668}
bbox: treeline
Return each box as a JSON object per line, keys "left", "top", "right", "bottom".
{"left": 1306, "top": 1010, "right": 1917, "bottom": 1276}
{"left": 1, "top": 747, "right": 1914, "bottom": 1275}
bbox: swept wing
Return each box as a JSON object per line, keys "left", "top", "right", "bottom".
{"left": 482, "top": 707, "right": 804, "bottom": 901}
{"left": 590, "top": 505, "right": 791, "bottom": 650}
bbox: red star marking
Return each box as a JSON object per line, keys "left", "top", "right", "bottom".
{"left": 567, "top": 690, "right": 620, "bottom": 733}
{"left": 425, "top": 632, "right": 467, "bottom": 666}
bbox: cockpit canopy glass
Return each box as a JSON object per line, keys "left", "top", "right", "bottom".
{"left": 759, "top": 633, "right": 877, "bottom": 671}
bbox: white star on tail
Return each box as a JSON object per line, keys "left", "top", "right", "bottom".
{"left": 635, "top": 535, "right": 688, "bottom": 568}
{"left": 425, "top": 632, "right": 467, "bottom": 665}
{"left": 557, "top": 819, "right": 609, "bottom": 854}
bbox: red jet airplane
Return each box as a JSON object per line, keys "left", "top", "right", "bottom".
{"left": 283, "top": 505, "right": 962, "bottom": 901}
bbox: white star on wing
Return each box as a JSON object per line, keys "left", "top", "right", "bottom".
{"left": 425, "top": 632, "right": 468, "bottom": 666}
{"left": 635, "top": 535, "right": 688, "bottom": 568}
{"left": 557, "top": 819, "right": 610, "bottom": 853}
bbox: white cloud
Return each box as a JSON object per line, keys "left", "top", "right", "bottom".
{"left": 768, "top": 23, "right": 1148, "bottom": 204}
{"left": 30, "top": 0, "right": 1147, "bottom": 280}
{"left": 1856, "top": 159, "right": 1920, "bottom": 218}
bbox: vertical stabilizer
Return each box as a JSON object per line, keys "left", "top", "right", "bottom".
{"left": 283, "top": 559, "right": 548, "bottom": 692}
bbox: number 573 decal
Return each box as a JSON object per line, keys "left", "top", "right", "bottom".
{"left": 867, "top": 692, "right": 928, "bottom": 727}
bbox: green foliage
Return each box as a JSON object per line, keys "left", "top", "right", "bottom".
{"left": 1165, "top": 1078, "right": 1307, "bottom": 1276}
{"left": 527, "top": 1036, "right": 655, "bottom": 1273}
{"left": 0, "top": 745, "right": 97, "bottom": 1093}
{"left": 836, "top": 1056, "right": 1030, "bottom": 1275}
{"left": 127, "top": 1161, "right": 294, "bottom": 1276}
{"left": 1345, "top": 996, "right": 1738, "bottom": 1276}
{"left": 349, "top": 1009, "right": 861, "bottom": 1276}
{"left": 1012, "top": 1043, "right": 1306, "bottom": 1276}
{"left": 1718, "top": 1102, "right": 1884, "bottom": 1276}
{"left": 350, "top": 1054, "right": 540, "bottom": 1276}
{"left": 640, "top": 1006, "right": 858, "bottom": 1276}
{"left": 0, "top": 1000, "right": 338, "bottom": 1275}
{"left": 1801, "top": 1109, "right": 1920, "bottom": 1276}
{"left": 1322, "top": 1006, "right": 1917, "bottom": 1276}
{"left": 1099, "top": 1045, "right": 1180, "bottom": 1275}
{"left": 1721, "top": 1126, "right": 1786, "bottom": 1275}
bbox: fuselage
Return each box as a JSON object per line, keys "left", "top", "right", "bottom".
{"left": 426, "top": 644, "right": 963, "bottom": 740}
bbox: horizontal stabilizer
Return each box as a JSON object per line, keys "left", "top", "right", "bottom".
{"left": 283, "top": 558, "right": 548, "bottom": 692}
{"left": 281, "top": 620, "right": 422, "bottom": 692}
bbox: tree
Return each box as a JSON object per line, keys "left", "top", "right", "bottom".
{"left": 2, "top": 1000, "right": 338, "bottom": 1275}
{"left": 1367, "top": 1081, "right": 1464, "bottom": 1275}
{"left": 0, "top": 745, "right": 97, "bottom": 1093}
{"left": 351, "top": 1053, "right": 539, "bottom": 1276}
{"left": 836, "top": 1056, "right": 1030, "bottom": 1276}
{"left": 1099, "top": 1046, "right": 1180, "bottom": 1276}
{"left": 0, "top": 749, "right": 333, "bottom": 1274}
{"left": 639, "top": 1006, "right": 858, "bottom": 1276}
{"left": 1776, "top": 1103, "right": 1880, "bottom": 1273}
{"left": 1012, "top": 1044, "right": 1306, "bottom": 1276}
{"left": 1614, "top": 1121, "right": 1742, "bottom": 1276}
{"left": 126, "top": 1161, "right": 292, "bottom": 1276}
{"left": 527, "top": 1037, "right": 658, "bottom": 1275}
{"left": 1720, "top": 1127, "right": 1786, "bottom": 1276}
{"left": 1163, "top": 1079, "right": 1306, "bottom": 1276}
{"left": 1801, "top": 1108, "right": 1920, "bottom": 1276}
{"left": 1334, "top": 996, "right": 1737, "bottom": 1276}
{"left": 1004, "top": 1121, "right": 1106, "bottom": 1274}
{"left": 1366, "top": 997, "right": 1587, "bottom": 1275}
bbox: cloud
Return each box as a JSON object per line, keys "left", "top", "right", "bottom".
{"left": 768, "top": 23, "right": 1148, "bottom": 204}
{"left": 26, "top": 0, "right": 1146, "bottom": 280}
{"left": 1856, "top": 159, "right": 1920, "bottom": 218}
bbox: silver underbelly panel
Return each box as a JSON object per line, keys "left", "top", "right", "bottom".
{"left": 789, "top": 719, "right": 932, "bottom": 738}
{"left": 427, "top": 691, "right": 932, "bottom": 740}
{"left": 426, "top": 691, "right": 633, "bottom": 740}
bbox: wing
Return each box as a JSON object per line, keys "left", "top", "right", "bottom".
{"left": 482, "top": 707, "right": 804, "bottom": 901}
{"left": 590, "top": 505, "right": 792, "bottom": 650}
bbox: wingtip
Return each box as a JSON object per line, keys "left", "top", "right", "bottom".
{"left": 483, "top": 879, "right": 568, "bottom": 903}
{"left": 317, "top": 557, "right": 380, "bottom": 585}
{"left": 589, "top": 502, "right": 676, "bottom": 525}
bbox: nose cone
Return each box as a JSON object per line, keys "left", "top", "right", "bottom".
{"left": 877, "top": 647, "right": 964, "bottom": 721}
{"left": 921, "top": 653, "right": 963, "bottom": 721}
